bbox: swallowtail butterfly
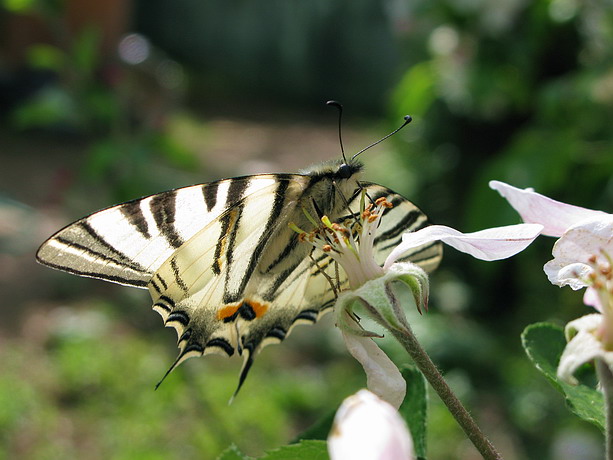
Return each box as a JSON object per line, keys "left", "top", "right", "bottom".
{"left": 37, "top": 118, "right": 443, "bottom": 394}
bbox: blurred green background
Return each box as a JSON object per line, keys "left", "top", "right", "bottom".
{"left": 1, "top": 0, "right": 612, "bottom": 458}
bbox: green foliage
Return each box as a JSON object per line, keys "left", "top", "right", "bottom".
{"left": 136, "top": 0, "right": 399, "bottom": 112}
{"left": 259, "top": 440, "right": 328, "bottom": 460}
{"left": 399, "top": 365, "right": 428, "bottom": 460}
{"left": 292, "top": 410, "right": 335, "bottom": 443}
{"left": 392, "top": 62, "right": 437, "bottom": 121}
{"left": 26, "top": 44, "right": 65, "bottom": 71}
{"left": 0, "top": 302, "right": 359, "bottom": 460}
{"left": 1, "top": 0, "right": 37, "bottom": 12}
{"left": 216, "top": 445, "right": 253, "bottom": 460}
{"left": 522, "top": 322, "right": 604, "bottom": 431}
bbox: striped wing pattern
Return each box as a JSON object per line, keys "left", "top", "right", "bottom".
{"left": 37, "top": 175, "right": 442, "bottom": 393}
{"left": 36, "top": 175, "right": 296, "bottom": 287}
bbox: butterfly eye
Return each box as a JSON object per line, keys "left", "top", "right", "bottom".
{"left": 337, "top": 163, "right": 353, "bottom": 179}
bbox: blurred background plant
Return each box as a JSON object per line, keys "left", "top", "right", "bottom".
{"left": 1, "top": 0, "right": 612, "bottom": 459}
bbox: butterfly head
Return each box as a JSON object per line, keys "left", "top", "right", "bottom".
{"left": 300, "top": 158, "right": 364, "bottom": 182}
{"left": 336, "top": 161, "right": 361, "bottom": 180}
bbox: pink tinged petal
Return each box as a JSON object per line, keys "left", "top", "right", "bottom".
{"left": 328, "top": 389, "right": 415, "bottom": 460}
{"left": 342, "top": 329, "right": 406, "bottom": 409}
{"left": 489, "top": 181, "right": 608, "bottom": 237}
{"left": 385, "top": 223, "right": 543, "bottom": 268}
{"left": 584, "top": 287, "right": 603, "bottom": 312}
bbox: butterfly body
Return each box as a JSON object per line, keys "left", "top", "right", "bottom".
{"left": 37, "top": 158, "right": 441, "bottom": 391}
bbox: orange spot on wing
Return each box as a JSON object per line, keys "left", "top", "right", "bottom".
{"left": 217, "top": 305, "right": 239, "bottom": 321}
{"left": 216, "top": 299, "right": 269, "bottom": 321}
{"left": 248, "top": 300, "right": 269, "bottom": 318}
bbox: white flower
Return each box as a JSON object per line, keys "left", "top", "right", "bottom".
{"left": 292, "top": 192, "right": 542, "bottom": 406}
{"left": 490, "top": 180, "right": 613, "bottom": 379}
{"left": 558, "top": 314, "right": 613, "bottom": 385}
{"left": 328, "top": 389, "right": 415, "bottom": 460}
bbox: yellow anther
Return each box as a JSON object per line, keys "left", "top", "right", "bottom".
{"left": 321, "top": 215, "right": 333, "bottom": 229}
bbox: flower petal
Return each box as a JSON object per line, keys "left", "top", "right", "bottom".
{"left": 583, "top": 287, "right": 603, "bottom": 312}
{"left": 554, "top": 215, "right": 613, "bottom": 259}
{"left": 489, "top": 181, "right": 608, "bottom": 237}
{"left": 558, "top": 314, "right": 613, "bottom": 384}
{"left": 543, "top": 260, "right": 592, "bottom": 290}
{"left": 341, "top": 322, "right": 406, "bottom": 409}
{"left": 385, "top": 223, "right": 542, "bottom": 267}
{"left": 542, "top": 215, "right": 613, "bottom": 289}
{"left": 328, "top": 389, "right": 415, "bottom": 460}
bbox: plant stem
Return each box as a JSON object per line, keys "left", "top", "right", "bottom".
{"left": 597, "top": 360, "right": 613, "bottom": 460}
{"left": 389, "top": 324, "right": 502, "bottom": 460}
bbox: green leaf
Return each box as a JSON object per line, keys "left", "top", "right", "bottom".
{"left": 521, "top": 322, "right": 605, "bottom": 431}
{"left": 399, "top": 365, "right": 428, "bottom": 460}
{"left": 216, "top": 445, "right": 253, "bottom": 460}
{"left": 292, "top": 409, "right": 335, "bottom": 442}
{"left": 2, "top": 0, "right": 37, "bottom": 12}
{"left": 71, "top": 28, "right": 100, "bottom": 75}
{"left": 259, "top": 440, "right": 329, "bottom": 460}
{"left": 26, "top": 44, "right": 65, "bottom": 71}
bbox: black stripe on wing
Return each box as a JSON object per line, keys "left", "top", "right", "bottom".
{"left": 150, "top": 190, "right": 184, "bottom": 249}
{"left": 39, "top": 258, "right": 149, "bottom": 287}
{"left": 120, "top": 200, "right": 151, "bottom": 239}
{"left": 213, "top": 181, "right": 248, "bottom": 277}
{"left": 221, "top": 181, "right": 248, "bottom": 301}
{"left": 78, "top": 222, "right": 148, "bottom": 272}
{"left": 203, "top": 182, "right": 218, "bottom": 211}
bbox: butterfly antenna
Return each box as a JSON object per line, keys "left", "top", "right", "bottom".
{"left": 351, "top": 115, "right": 413, "bottom": 161}
{"left": 326, "top": 100, "right": 348, "bottom": 164}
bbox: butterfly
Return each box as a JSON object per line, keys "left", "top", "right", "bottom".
{"left": 36, "top": 124, "right": 443, "bottom": 395}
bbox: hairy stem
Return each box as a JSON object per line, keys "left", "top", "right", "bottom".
{"left": 390, "top": 324, "right": 502, "bottom": 460}
{"left": 597, "top": 360, "right": 613, "bottom": 460}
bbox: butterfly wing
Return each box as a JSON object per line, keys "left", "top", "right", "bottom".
{"left": 36, "top": 175, "right": 297, "bottom": 287}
